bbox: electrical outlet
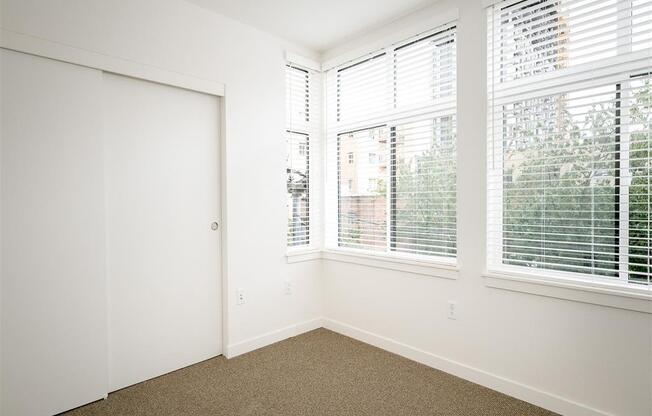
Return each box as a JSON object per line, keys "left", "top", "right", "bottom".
{"left": 447, "top": 301, "right": 457, "bottom": 320}
{"left": 284, "top": 280, "right": 293, "bottom": 295}
{"left": 237, "top": 289, "right": 245, "bottom": 305}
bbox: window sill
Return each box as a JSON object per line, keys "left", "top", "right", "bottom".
{"left": 322, "top": 249, "right": 459, "bottom": 280}
{"left": 286, "top": 249, "right": 322, "bottom": 263}
{"left": 483, "top": 271, "right": 652, "bottom": 314}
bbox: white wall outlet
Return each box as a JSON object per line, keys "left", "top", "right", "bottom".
{"left": 284, "top": 280, "right": 293, "bottom": 295}
{"left": 237, "top": 288, "right": 245, "bottom": 305}
{"left": 447, "top": 301, "right": 457, "bottom": 320}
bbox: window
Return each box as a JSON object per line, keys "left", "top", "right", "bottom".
{"left": 326, "top": 23, "right": 458, "bottom": 260}
{"left": 337, "top": 54, "right": 387, "bottom": 123}
{"left": 487, "top": 0, "right": 652, "bottom": 286}
{"left": 286, "top": 64, "right": 321, "bottom": 248}
{"left": 338, "top": 127, "right": 388, "bottom": 251}
{"left": 368, "top": 178, "right": 378, "bottom": 192}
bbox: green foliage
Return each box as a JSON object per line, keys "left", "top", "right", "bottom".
{"left": 501, "top": 82, "right": 651, "bottom": 283}
{"left": 394, "top": 120, "right": 457, "bottom": 257}
{"left": 628, "top": 81, "right": 652, "bottom": 283}
{"left": 502, "top": 94, "right": 618, "bottom": 276}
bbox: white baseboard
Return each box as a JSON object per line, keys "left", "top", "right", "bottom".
{"left": 225, "top": 318, "right": 323, "bottom": 358}
{"left": 225, "top": 317, "right": 615, "bottom": 416}
{"left": 322, "top": 318, "right": 613, "bottom": 416}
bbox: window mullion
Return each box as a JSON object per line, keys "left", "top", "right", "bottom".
{"left": 386, "top": 47, "right": 394, "bottom": 253}
{"left": 618, "top": 82, "right": 632, "bottom": 282}
{"left": 390, "top": 126, "right": 397, "bottom": 251}
{"left": 616, "top": 1, "right": 633, "bottom": 282}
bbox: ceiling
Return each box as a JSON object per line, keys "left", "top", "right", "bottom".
{"left": 186, "top": 0, "right": 438, "bottom": 53}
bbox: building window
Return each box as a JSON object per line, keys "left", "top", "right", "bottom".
{"left": 487, "top": 0, "right": 652, "bottom": 286}
{"left": 368, "top": 178, "right": 378, "bottom": 192}
{"left": 328, "top": 23, "right": 458, "bottom": 260}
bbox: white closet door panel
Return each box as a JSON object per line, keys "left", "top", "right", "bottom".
{"left": 103, "top": 73, "right": 221, "bottom": 392}
{"left": 1, "top": 50, "right": 108, "bottom": 416}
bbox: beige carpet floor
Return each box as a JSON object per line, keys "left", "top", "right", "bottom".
{"left": 63, "top": 328, "right": 557, "bottom": 416}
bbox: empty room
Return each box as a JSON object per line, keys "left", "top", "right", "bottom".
{"left": 1, "top": 0, "right": 651, "bottom": 415}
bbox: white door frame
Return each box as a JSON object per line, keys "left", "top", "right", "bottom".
{"left": 1, "top": 29, "right": 231, "bottom": 383}
{"left": 0, "top": 28, "right": 224, "bottom": 96}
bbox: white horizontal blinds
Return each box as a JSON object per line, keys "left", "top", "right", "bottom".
{"left": 286, "top": 64, "right": 310, "bottom": 128}
{"left": 392, "top": 117, "right": 457, "bottom": 257}
{"left": 494, "top": 0, "right": 652, "bottom": 83}
{"left": 394, "top": 27, "right": 457, "bottom": 113}
{"left": 337, "top": 54, "right": 388, "bottom": 124}
{"left": 338, "top": 126, "right": 389, "bottom": 251}
{"left": 392, "top": 28, "right": 457, "bottom": 257}
{"left": 487, "top": 0, "right": 652, "bottom": 286}
{"left": 326, "top": 22, "right": 458, "bottom": 259}
{"left": 627, "top": 74, "right": 652, "bottom": 284}
{"left": 287, "top": 64, "right": 322, "bottom": 248}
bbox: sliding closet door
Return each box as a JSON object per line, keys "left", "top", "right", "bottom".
{"left": 103, "top": 73, "right": 221, "bottom": 392}
{"left": 1, "top": 50, "right": 108, "bottom": 416}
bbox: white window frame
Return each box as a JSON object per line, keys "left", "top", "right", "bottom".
{"left": 324, "top": 23, "right": 459, "bottom": 270}
{"left": 485, "top": 0, "right": 652, "bottom": 302}
{"left": 286, "top": 58, "right": 323, "bottom": 259}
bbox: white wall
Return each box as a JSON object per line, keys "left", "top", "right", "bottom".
{"left": 0, "top": 0, "right": 322, "bottom": 357}
{"left": 321, "top": 2, "right": 652, "bottom": 416}
{"left": 2, "top": 1, "right": 650, "bottom": 416}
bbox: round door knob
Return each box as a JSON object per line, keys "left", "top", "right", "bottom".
{"left": 211, "top": 222, "right": 219, "bottom": 230}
